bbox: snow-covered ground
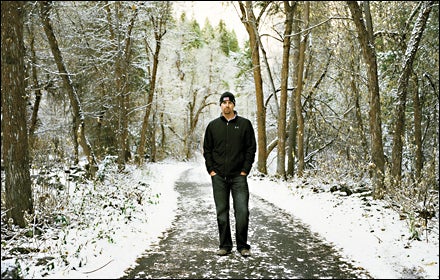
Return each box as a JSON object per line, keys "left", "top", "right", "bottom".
{"left": 1, "top": 159, "right": 438, "bottom": 279}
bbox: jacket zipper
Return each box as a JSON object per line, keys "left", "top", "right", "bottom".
{"left": 225, "top": 121, "right": 229, "bottom": 178}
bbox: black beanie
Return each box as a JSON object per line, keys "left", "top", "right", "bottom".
{"left": 219, "top": 91, "right": 236, "bottom": 105}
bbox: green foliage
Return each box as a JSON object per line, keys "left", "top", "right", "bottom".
{"left": 188, "top": 19, "right": 204, "bottom": 49}
{"left": 407, "top": 213, "right": 421, "bottom": 241}
{"left": 235, "top": 40, "right": 253, "bottom": 79}
{"left": 217, "top": 19, "right": 240, "bottom": 56}
{"left": 54, "top": 214, "right": 69, "bottom": 226}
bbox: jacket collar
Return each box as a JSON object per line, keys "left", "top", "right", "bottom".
{"left": 220, "top": 111, "right": 238, "bottom": 122}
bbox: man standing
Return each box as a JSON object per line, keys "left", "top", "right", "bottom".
{"left": 203, "top": 91, "right": 257, "bottom": 257}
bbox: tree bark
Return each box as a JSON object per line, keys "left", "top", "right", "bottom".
{"left": 347, "top": 1, "right": 385, "bottom": 199}
{"left": 112, "top": 2, "right": 138, "bottom": 170}
{"left": 276, "top": 1, "right": 295, "bottom": 178}
{"left": 137, "top": 2, "right": 170, "bottom": 164}
{"left": 295, "top": 2, "right": 310, "bottom": 177}
{"left": 391, "top": 1, "right": 434, "bottom": 185}
{"left": 26, "top": 22, "right": 43, "bottom": 145}
{"left": 39, "top": 1, "right": 98, "bottom": 176}
{"left": 1, "top": 1, "right": 34, "bottom": 227}
{"left": 239, "top": 1, "right": 267, "bottom": 174}
{"left": 348, "top": 43, "right": 368, "bottom": 160}
{"left": 287, "top": 7, "right": 301, "bottom": 177}
{"left": 413, "top": 77, "right": 422, "bottom": 180}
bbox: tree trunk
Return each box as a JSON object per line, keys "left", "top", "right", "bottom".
{"left": 253, "top": 4, "right": 279, "bottom": 117}
{"left": 347, "top": 1, "right": 385, "bottom": 199}
{"left": 391, "top": 1, "right": 434, "bottom": 185}
{"left": 295, "top": 2, "right": 310, "bottom": 177}
{"left": 239, "top": 1, "right": 267, "bottom": 174}
{"left": 287, "top": 7, "right": 301, "bottom": 177}
{"left": 413, "top": 78, "right": 422, "bottom": 180}
{"left": 276, "top": 1, "right": 295, "bottom": 178}
{"left": 349, "top": 43, "right": 368, "bottom": 160}
{"left": 1, "top": 1, "right": 34, "bottom": 227}
{"left": 39, "top": 1, "right": 98, "bottom": 177}
{"left": 137, "top": 38, "right": 160, "bottom": 163}
{"left": 114, "top": 2, "right": 138, "bottom": 170}
{"left": 137, "top": 2, "right": 170, "bottom": 164}
{"left": 26, "top": 22, "right": 43, "bottom": 146}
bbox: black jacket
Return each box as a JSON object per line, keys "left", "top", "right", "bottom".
{"left": 203, "top": 112, "right": 257, "bottom": 178}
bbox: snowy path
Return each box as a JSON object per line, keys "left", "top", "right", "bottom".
{"left": 121, "top": 167, "right": 372, "bottom": 279}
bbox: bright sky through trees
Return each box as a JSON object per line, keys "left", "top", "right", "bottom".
{"left": 173, "top": 1, "right": 247, "bottom": 46}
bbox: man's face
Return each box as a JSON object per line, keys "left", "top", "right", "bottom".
{"left": 221, "top": 100, "right": 235, "bottom": 115}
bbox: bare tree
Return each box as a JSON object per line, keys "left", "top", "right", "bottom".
{"left": 276, "top": 1, "right": 295, "bottom": 178}
{"left": 348, "top": 42, "right": 369, "bottom": 160}
{"left": 295, "top": 1, "right": 310, "bottom": 177}
{"left": 391, "top": 1, "right": 434, "bottom": 185}
{"left": 185, "top": 88, "right": 215, "bottom": 159}
{"left": 137, "top": 1, "right": 171, "bottom": 164}
{"left": 346, "top": 1, "right": 385, "bottom": 199}
{"left": 26, "top": 20, "right": 43, "bottom": 145}
{"left": 1, "top": 1, "right": 34, "bottom": 227}
{"left": 39, "top": 1, "right": 98, "bottom": 176}
{"left": 287, "top": 6, "right": 301, "bottom": 177}
{"left": 238, "top": 1, "right": 268, "bottom": 174}
{"left": 105, "top": 2, "right": 139, "bottom": 170}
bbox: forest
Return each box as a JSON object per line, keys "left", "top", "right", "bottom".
{"left": 1, "top": 0, "right": 438, "bottom": 256}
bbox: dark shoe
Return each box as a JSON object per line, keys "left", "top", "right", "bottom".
{"left": 216, "top": 249, "right": 231, "bottom": 256}
{"left": 239, "top": 248, "right": 251, "bottom": 257}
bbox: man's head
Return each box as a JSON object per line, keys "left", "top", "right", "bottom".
{"left": 219, "top": 91, "right": 235, "bottom": 106}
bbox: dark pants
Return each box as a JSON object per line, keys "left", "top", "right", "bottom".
{"left": 211, "top": 175, "right": 250, "bottom": 252}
